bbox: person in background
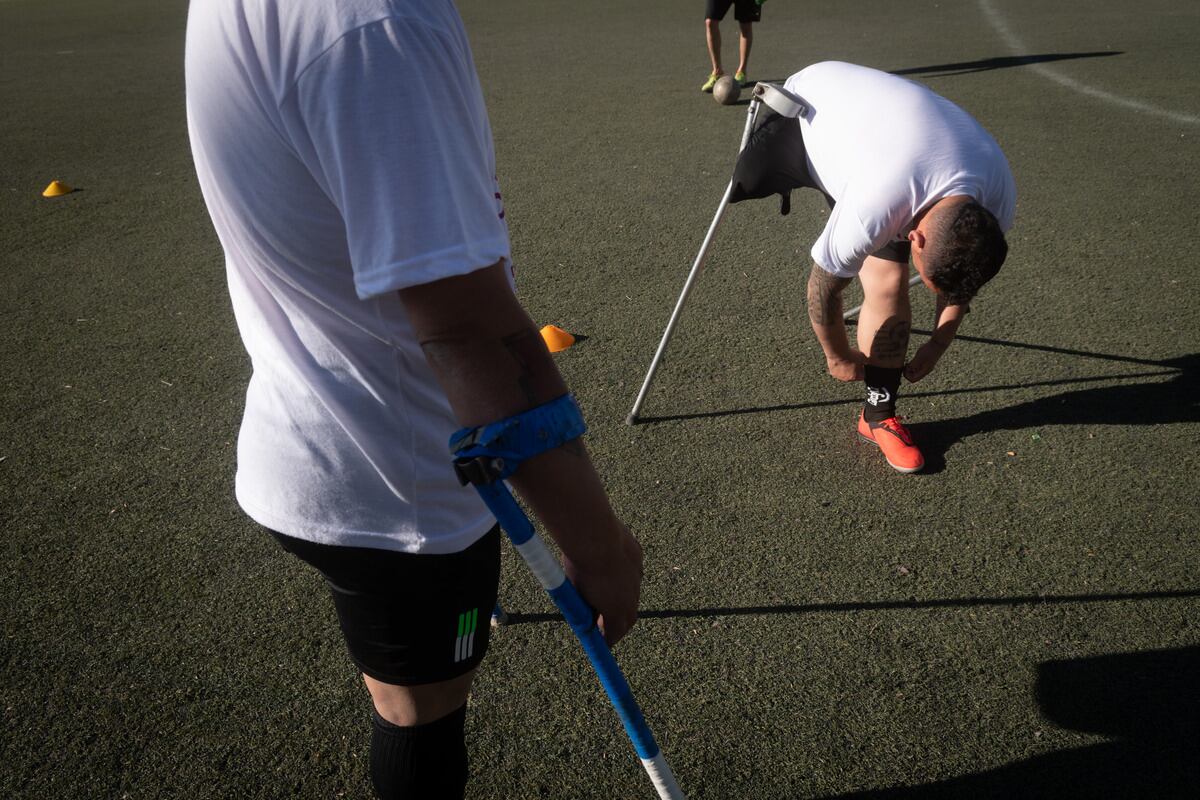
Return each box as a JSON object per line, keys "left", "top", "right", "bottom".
{"left": 701, "top": 0, "right": 763, "bottom": 92}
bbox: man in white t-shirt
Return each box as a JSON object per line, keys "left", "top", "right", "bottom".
{"left": 185, "top": 1, "right": 643, "bottom": 797}
{"left": 729, "top": 61, "right": 1016, "bottom": 472}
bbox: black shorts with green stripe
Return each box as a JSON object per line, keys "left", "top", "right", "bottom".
{"left": 271, "top": 525, "right": 501, "bottom": 686}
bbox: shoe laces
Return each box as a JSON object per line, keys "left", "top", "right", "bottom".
{"left": 876, "top": 416, "right": 914, "bottom": 445}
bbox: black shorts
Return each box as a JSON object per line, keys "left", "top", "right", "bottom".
{"left": 706, "top": 0, "right": 761, "bottom": 23}
{"left": 271, "top": 525, "right": 502, "bottom": 686}
{"left": 869, "top": 239, "right": 912, "bottom": 263}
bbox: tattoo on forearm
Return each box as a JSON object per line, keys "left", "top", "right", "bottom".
{"left": 502, "top": 328, "right": 543, "bottom": 406}
{"left": 807, "top": 267, "right": 852, "bottom": 325}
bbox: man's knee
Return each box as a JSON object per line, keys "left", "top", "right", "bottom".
{"left": 366, "top": 672, "right": 476, "bottom": 799}
{"left": 705, "top": 18, "right": 721, "bottom": 32}
{"left": 364, "top": 670, "right": 475, "bottom": 728}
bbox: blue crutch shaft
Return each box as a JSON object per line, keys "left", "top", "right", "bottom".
{"left": 450, "top": 394, "right": 684, "bottom": 798}
{"left": 471, "top": 478, "right": 685, "bottom": 799}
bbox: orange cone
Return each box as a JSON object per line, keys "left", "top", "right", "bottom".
{"left": 540, "top": 324, "right": 576, "bottom": 353}
{"left": 42, "top": 180, "right": 75, "bottom": 197}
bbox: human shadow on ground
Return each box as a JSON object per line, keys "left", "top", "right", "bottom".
{"left": 633, "top": 362, "right": 1188, "bottom": 426}
{"left": 633, "top": 335, "right": 1195, "bottom": 451}
{"left": 815, "top": 645, "right": 1200, "bottom": 800}
{"left": 891, "top": 52, "right": 1122, "bottom": 79}
{"left": 906, "top": 351, "right": 1199, "bottom": 474}
{"left": 501, "top": 602, "right": 1200, "bottom": 797}
{"left": 724, "top": 55, "right": 1121, "bottom": 102}
{"left": 501, "top": 588, "right": 1200, "bottom": 627}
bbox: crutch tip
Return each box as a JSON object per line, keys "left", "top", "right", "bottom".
{"left": 625, "top": 413, "right": 638, "bottom": 426}
{"left": 490, "top": 607, "right": 509, "bottom": 627}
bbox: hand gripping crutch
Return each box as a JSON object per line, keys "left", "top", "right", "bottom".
{"left": 450, "top": 394, "right": 685, "bottom": 799}
{"left": 627, "top": 83, "right": 807, "bottom": 425}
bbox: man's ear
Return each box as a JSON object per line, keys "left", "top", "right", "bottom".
{"left": 907, "top": 228, "right": 926, "bottom": 249}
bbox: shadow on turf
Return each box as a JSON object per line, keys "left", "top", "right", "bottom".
{"left": 907, "top": 352, "right": 1199, "bottom": 474}
{"left": 890, "top": 52, "right": 1122, "bottom": 79}
{"left": 501, "top": 588, "right": 1200, "bottom": 627}
{"left": 720, "top": 53, "right": 1123, "bottom": 105}
{"left": 501, "top": 597, "right": 1200, "bottom": 797}
{"left": 818, "top": 645, "right": 1200, "bottom": 799}
{"left": 633, "top": 340, "right": 1196, "bottom": 472}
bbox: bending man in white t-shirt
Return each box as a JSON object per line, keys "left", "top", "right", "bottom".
{"left": 729, "top": 61, "right": 1016, "bottom": 473}
{"left": 185, "top": 1, "right": 642, "bottom": 797}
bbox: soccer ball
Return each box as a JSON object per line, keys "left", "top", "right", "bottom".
{"left": 713, "top": 75, "right": 741, "bottom": 105}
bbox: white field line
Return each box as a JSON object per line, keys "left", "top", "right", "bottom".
{"left": 977, "top": 0, "right": 1200, "bottom": 127}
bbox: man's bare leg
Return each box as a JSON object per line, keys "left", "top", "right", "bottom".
{"left": 855, "top": 256, "right": 924, "bottom": 471}
{"left": 856, "top": 256, "right": 911, "bottom": 370}
{"left": 364, "top": 669, "right": 475, "bottom": 727}
{"left": 736, "top": 21, "right": 753, "bottom": 79}
{"left": 705, "top": 19, "right": 724, "bottom": 77}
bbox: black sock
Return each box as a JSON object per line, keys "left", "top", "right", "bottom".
{"left": 863, "top": 365, "right": 901, "bottom": 422}
{"left": 370, "top": 703, "right": 468, "bottom": 800}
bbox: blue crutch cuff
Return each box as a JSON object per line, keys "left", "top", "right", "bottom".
{"left": 449, "top": 393, "right": 587, "bottom": 485}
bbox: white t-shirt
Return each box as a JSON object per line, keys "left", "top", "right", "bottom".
{"left": 785, "top": 61, "right": 1017, "bottom": 278}
{"left": 185, "top": 0, "right": 506, "bottom": 553}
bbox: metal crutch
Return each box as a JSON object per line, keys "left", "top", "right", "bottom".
{"left": 626, "top": 83, "right": 808, "bottom": 425}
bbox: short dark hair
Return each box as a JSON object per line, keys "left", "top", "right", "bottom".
{"left": 923, "top": 201, "right": 1008, "bottom": 305}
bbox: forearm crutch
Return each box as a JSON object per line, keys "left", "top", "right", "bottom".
{"left": 627, "top": 83, "right": 807, "bottom": 425}
{"left": 451, "top": 394, "right": 685, "bottom": 799}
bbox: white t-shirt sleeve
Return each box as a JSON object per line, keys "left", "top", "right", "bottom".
{"left": 290, "top": 16, "right": 510, "bottom": 299}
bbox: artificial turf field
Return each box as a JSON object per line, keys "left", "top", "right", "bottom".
{"left": 2, "top": 0, "right": 1199, "bottom": 797}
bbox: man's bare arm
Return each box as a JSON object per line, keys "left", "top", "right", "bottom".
{"left": 932, "top": 294, "right": 967, "bottom": 345}
{"left": 806, "top": 264, "right": 864, "bottom": 381}
{"left": 806, "top": 264, "right": 854, "bottom": 325}
{"left": 399, "top": 260, "right": 641, "bottom": 645}
{"left": 903, "top": 294, "right": 969, "bottom": 382}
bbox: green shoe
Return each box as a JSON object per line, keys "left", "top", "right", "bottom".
{"left": 734, "top": 70, "right": 748, "bottom": 86}
{"left": 701, "top": 72, "right": 719, "bottom": 93}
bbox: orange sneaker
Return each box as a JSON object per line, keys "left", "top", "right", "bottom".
{"left": 857, "top": 412, "right": 925, "bottom": 473}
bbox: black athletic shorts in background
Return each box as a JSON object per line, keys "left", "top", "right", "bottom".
{"left": 706, "top": 0, "right": 761, "bottom": 24}
{"left": 271, "top": 525, "right": 501, "bottom": 686}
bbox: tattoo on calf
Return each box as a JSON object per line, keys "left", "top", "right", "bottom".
{"left": 869, "top": 318, "right": 911, "bottom": 362}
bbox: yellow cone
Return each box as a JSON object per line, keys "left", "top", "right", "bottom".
{"left": 42, "top": 180, "right": 74, "bottom": 197}
{"left": 540, "top": 324, "right": 575, "bottom": 353}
